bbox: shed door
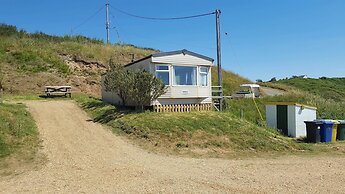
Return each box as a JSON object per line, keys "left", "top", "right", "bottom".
{"left": 277, "top": 105, "right": 288, "bottom": 136}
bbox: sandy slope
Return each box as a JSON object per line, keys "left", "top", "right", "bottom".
{"left": 0, "top": 100, "right": 344, "bottom": 193}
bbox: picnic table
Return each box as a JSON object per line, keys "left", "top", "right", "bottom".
{"left": 45, "top": 86, "right": 72, "bottom": 97}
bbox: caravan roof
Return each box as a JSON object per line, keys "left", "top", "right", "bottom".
{"left": 240, "top": 84, "right": 260, "bottom": 88}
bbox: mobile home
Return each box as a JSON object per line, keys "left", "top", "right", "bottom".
{"left": 102, "top": 49, "right": 214, "bottom": 108}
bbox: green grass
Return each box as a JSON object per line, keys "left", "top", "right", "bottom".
{"left": 3, "top": 94, "right": 45, "bottom": 101}
{"left": 212, "top": 69, "right": 252, "bottom": 96}
{"left": 277, "top": 77, "right": 345, "bottom": 101}
{"left": 0, "top": 103, "right": 39, "bottom": 159}
{"left": 0, "top": 24, "right": 156, "bottom": 73}
{"left": 75, "top": 95, "right": 314, "bottom": 157}
{"left": 225, "top": 98, "right": 266, "bottom": 125}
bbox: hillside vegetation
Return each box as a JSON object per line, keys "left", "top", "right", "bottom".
{"left": 277, "top": 77, "right": 345, "bottom": 101}
{"left": 0, "top": 24, "right": 155, "bottom": 95}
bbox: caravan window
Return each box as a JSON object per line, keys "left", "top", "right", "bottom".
{"left": 155, "top": 65, "right": 170, "bottom": 85}
{"left": 173, "top": 66, "right": 197, "bottom": 86}
{"left": 199, "top": 67, "right": 209, "bottom": 86}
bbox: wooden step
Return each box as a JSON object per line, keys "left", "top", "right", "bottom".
{"left": 212, "top": 90, "right": 223, "bottom": 93}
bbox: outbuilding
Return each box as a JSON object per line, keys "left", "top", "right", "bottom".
{"left": 266, "top": 102, "right": 317, "bottom": 137}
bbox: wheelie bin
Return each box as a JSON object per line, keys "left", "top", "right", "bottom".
{"left": 304, "top": 121, "right": 322, "bottom": 143}
{"left": 337, "top": 120, "right": 345, "bottom": 141}
{"left": 318, "top": 120, "right": 334, "bottom": 143}
{"left": 321, "top": 120, "right": 339, "bottom": 142}
{"left": 331, "top": 120, "right": 340, "bottom": 142}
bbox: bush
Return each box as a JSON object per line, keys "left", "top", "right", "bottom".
{"left": 269, "top": 77, "right": 277, "bottom": 82}
{"left": 0, "top": 24, "right": 17, "bottom": 36}
{"left": 104, "top": 61, "right": 166, "bottom": 110}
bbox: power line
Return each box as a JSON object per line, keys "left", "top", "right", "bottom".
{"left": 106, "top": 0, "right": 110, "bottom": 43}
{"left": 109, "top": 12, "right": 121, "bottom": 42}
{"left": 224, "top": 32, "right": 240, "bottom": 69}
{"left": 71, "top": 5, "right": 105, "bottom": 33}
{"left": 109, "top": 5, "right": 215, "bottom": 20}
{"left": 110, "top": 26, "right": 121, "bottom": 43}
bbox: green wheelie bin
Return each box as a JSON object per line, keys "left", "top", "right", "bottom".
{"left": 337, "top": 120, "right": 345, "bottom": 141}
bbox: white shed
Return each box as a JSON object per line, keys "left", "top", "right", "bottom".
{"left": 266, "top": 102, "right": 317, "bottom": 137}
{"left": 102, "top": 49, "right": 214, "bottom": 108}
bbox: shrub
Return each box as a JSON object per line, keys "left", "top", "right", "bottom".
{"left": 104, "top": 61, "right": 166, "bottom": 111}
{"left": 0, "top": 24, "right": 17, "bottom": 36}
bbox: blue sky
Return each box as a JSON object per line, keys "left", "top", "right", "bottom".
{"left": 1, "top": 0, "right": 344, "bottom": 81}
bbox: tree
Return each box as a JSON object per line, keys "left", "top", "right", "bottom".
{"left": 269, "top": 77, "right": 277, "bottom": 82}
{"left": 104, "top": 63, "right": 132, "bottom": 106}
{"left": 256, "top": 79, "right": 263, "bottom": 83}
{"left": 104, "top": 61, "right": 166, "bottom": 111}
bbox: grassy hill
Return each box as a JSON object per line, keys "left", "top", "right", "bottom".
{"left": 0, "top": 24, "right": 156, "bottom": 95}
{"left": 276, "top": 77, "right": 345, "bottom": 101}
{"left": 259, "top": 78, "right": 345, "bottom": 119}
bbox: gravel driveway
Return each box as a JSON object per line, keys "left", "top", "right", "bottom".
{"left": 261, "top": 87, "right": 285, "bottom": 96}
{"left": 0, "top": 101, "right": 344, "bottom": 193}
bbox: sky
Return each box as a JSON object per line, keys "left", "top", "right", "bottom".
{"left": 0, "top": 0, "right": 344, "bottom": 81}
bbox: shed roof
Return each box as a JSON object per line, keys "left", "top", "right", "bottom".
{"left": 124, "top": 49, "right": 214, "bottom": 67}
{"left": 266, "top": 102, "right": 317, "bottom": 110}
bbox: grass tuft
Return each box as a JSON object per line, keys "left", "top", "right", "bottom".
{"left": 0, "top": 103, "right": 39, "bottom": 159}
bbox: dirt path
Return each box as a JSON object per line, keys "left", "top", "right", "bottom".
{"left": 261, "top": 87, "right": 285, "bottom": 96}
{"left": 1, "top": 101, "right": 344, "bottom": 193}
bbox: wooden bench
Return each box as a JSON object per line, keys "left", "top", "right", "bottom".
{"left": 45, "top": 86, "right": 72, "bottom": 97}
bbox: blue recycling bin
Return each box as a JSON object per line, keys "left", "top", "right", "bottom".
{"left": 318, "top": 120, "right": 334, "bottom": 143}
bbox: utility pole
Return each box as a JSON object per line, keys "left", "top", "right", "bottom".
{"left": 215, "top": 9, "right": 223, "bottom": 111}
{"left": 105, "top": 0, "right": 110, "bottom": 44}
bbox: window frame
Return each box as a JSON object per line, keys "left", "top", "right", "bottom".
{"left": 172, "top": 65, "right": 198, "bottom": 86}
{"left": 199, "top": 66, "right": 209, "bottom": 87}
{"left": 155, "top": 64, "right": 170, "bottom": 86}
